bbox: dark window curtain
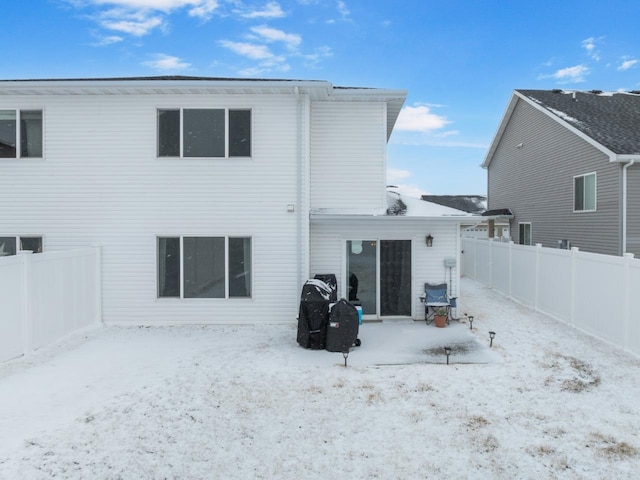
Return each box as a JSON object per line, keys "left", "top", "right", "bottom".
{"left": 20, "top": 110, "right": 43, "bottom": 158}
{"left": 183, "top": 109, "right": 225, "bottom": 157}
{"left": 229, "top": 237, "right": 251, "bottom": 297}
{"left": 183, "top": 237, "right": 225, "bottom": 298}
{"left": 158, "top": 110, "right": 180, "bottom": 157}
{"left": 229, "top": 109, "right": 251, "bottom": 157}
{"left": 158, "top": 237, "right": 180, "bottom": 297}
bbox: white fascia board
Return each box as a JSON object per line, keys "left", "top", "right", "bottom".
{"left": 0, "top": 78, "right": 333, "bottom": 96}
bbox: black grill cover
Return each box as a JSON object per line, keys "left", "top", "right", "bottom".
{"left": 325, "top": 299, "right": 359, "bottom": 352}
{"left": 297, "top": 279, "right": 333, "bottom": 349}
{"left": 313, "top": 274, "right": 337, "bottom": 302}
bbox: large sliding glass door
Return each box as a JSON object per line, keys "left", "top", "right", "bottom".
{"left": 346, "top": 239, "right": 412, "bottom": 317}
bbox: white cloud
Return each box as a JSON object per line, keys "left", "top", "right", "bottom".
{"left": 250, "top": 25, "right": 301, "bottom": 50}
{"left": 387, "top": 168, "right": 427, "bottom": 198}
{"left": 142, "top": 53, "right": 191, "bottom": 71}
{"left": 89, "top": 0, "right": 214, "bottom": 14}
{"left": 100, "top": 14, "right": 163, "bottom": 36}
{"left": 336, "top": 0, "right": 350, "bottom": 19}
{"left": 91, "top": 34, "right": 124, "bottom": 46}
{"left": 618, "top": 58, "right": 638, "bottom": 71}
{"left": 73, "top": 0, "right": 219, "bottom": 37}
{"left": 539, "top": 64, "right": 589, "bottom": 83}
{"left": 219, "top": 40, "right": 281, "bottom": 61}
{"left": 395, "top": 105, "right": 451, "bottom": 132}
{"left": 582, "top": 37, "right": 601, "bottom": 61}
{"left": 387, "top": 168, "right": 412, "bottom": 183}
{"left": 239, "top": 1, "right": 285, "bottom": 19}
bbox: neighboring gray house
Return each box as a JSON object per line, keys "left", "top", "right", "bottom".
{"left": 483, "top": 89, "right": 640, "bottom": 256}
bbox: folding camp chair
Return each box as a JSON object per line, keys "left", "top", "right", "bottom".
{"left": 420, "top": 282, "right": 457, "bottom": 325}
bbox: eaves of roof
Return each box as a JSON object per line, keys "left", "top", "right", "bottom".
{"left": 0, "top": 76, "right": 406, "bottom": 141}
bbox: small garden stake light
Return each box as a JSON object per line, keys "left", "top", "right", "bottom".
{"left": 489, "top": 331, "right": 496, "bottom": 348}
{"left": 342, "top": 350, "right": 349, "bottom": 367}
{"left": 444, "top": 346, "right": 452, "bottom": 365}
{"left": 468, "top": 315, "right": 474, "bottom": 330}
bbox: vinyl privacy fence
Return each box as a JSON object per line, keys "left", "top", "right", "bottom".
{"left": 0, "top": 247, "right": 101, "bottom": 363}
{"left": 462, "top": 237, "right": 640, "bottom": 357}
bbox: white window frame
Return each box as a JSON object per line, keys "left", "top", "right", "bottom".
{"left": 518, "top": 223, "right": 532, "bottom": 246}
{"left": 156, "top": 235, "right": 253, "bottom": 299}
{"left": 156, "top": 108, "right": 252, "bottom": 159}
{"left": 0, "top": 109, "right": 44, "bottom": 159}
{"left": 573, "top": 172, "right": 597, "bottom": 213}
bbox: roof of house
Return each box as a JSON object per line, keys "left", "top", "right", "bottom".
{"left": 0, "top": 76, "right": 407, "bottom": 141}
{"left": 311, "top": 190, "right": 475, "bottom": 221}
{"left": 483, "top": 89, "right": 640, "bottom": 166}
{"left": 420, "top": 195, "right": 487, "bottom": 214}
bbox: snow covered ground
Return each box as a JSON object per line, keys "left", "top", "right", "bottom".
{"left": 1, "top": 278, "right": 639, "bottom": 479}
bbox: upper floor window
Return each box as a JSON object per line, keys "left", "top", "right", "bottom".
{"left": 0, "top": 110, "right": 43, "bottom": 159}
{"left": 0, "top": 236, "right": 43, "bottom": 256}
{"left": 574, "top": 172, "right": 596, "bottom": 212}
{"left": 157, "top": 108, "right": 251, "bottom": 158}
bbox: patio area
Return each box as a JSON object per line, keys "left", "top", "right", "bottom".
{"left": 1, "top": 278, "right": 639, "bottom": 479}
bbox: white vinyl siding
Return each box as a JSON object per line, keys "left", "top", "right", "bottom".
{"left": 0, "top": 93, "right": 303, "bottom": 324}
{"left": 310, "top": 102, "right": 386, "bottom": 209}
{"left": 310, "top": 218, "right": 460, "bottom": 320}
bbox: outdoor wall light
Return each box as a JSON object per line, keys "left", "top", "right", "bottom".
{"left": 444, "top": 346, "right": 452, "bottom": 365}
{"left": 342, "top": 350, "right": 349, "bottom": 367}
{"left": 489, "top": 331, "right": 496, "bottom": 348}
{"left": 426, "top": 234, "right": 434, "bottom": 247}
{"left": 468, "top": 315, "right": 474, "bottom": 330}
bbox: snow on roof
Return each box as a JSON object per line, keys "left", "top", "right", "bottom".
{"left": 310, "top": 190, "right": 475, "bottom": 219}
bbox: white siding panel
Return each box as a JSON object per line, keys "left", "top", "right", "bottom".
{"left": 310, "top": 102, "right": 386, "bottom": 209}
{"left": 0, "top": 94, "right": 303, "bottom": 324}
{"left": 310, "top": 219, "right": 460, "bottom": 320}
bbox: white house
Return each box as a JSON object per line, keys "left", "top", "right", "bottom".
{"left": 0, "top": 76, "right": 472, "bottom": 324}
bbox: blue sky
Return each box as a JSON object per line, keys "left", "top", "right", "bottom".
{"left": 4, "top": 1, "right": 640, "bottom": 196}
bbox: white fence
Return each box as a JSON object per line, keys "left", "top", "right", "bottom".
{"left": 462, "top": 237, "right": 640, "bottom": 357}
{"left": 0, "top": 247, "right": 102, "bottom": 363}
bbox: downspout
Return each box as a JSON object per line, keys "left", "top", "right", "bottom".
{"left": 622, "top": 160, "right": 635, "bottom": 255}
{"left": 295, "top": 86, "right": 303, "bottom": 288}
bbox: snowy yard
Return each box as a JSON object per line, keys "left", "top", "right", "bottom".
{"left": 1, "top": 278, "right": 639, "bottom": 479}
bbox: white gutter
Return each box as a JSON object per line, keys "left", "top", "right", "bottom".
{"left": 622, "top": 160, "right": 635, "bottom": 254}
{"left": 295, "top": 86, "right": 303, "bottom": 287}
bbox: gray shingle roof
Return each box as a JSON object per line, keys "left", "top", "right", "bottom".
{"left": 517, "top": 89, "right": 640, "bottom": 155}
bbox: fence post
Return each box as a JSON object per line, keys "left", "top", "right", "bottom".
{"left": 534, "top": 243, "right": 542, "bottom": 310}
{"left": 569, "top": 247, "right": 579, "bottom": 327}
{"left": 19, "top": 251, "right": 34, "bottom": 354}
{"left": 508, "top": 241, "right": 513, "bottom": 297}
{"left": 93, "top": 245, "right": 103, "bottom": 324}
{"left": 623, "top": 252, "right": 634, "bottom": 350}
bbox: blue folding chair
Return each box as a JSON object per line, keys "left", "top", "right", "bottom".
{"left": 420, "top": 282, "right": 457, "bottom": 325}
